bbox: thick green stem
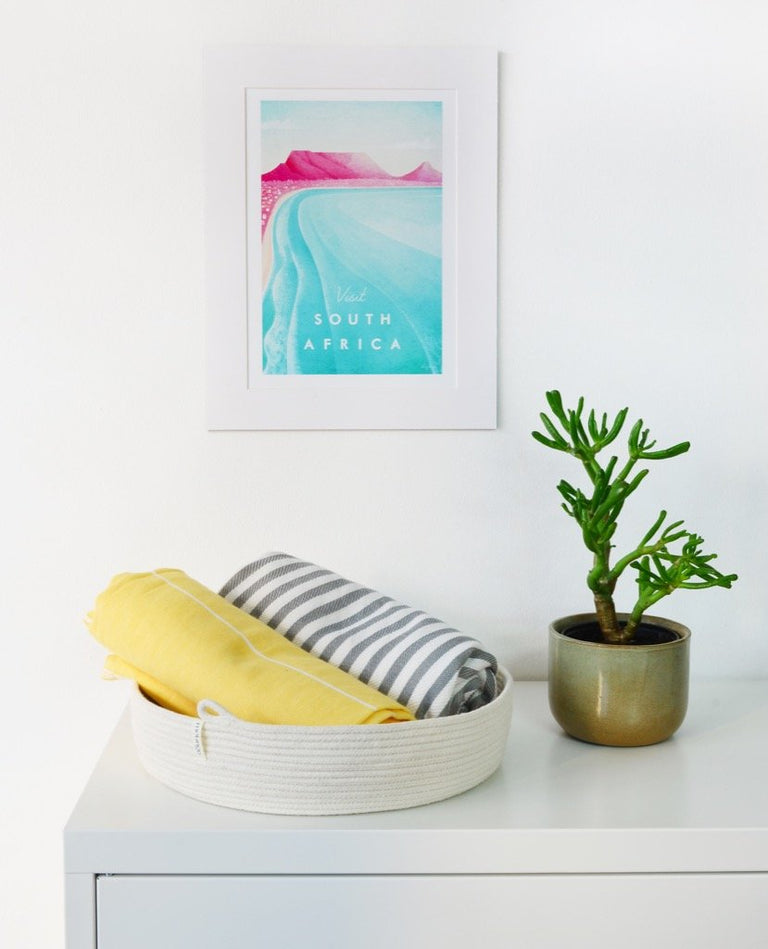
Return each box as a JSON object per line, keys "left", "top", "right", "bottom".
{"left": 593, "top": 594, "right": 623, "bottom": 642}
{"left": 589, "top": 544, "right": 623, "bottom": 642}
{"left": 622, "top": 613, "right": 640, "bottom": 642}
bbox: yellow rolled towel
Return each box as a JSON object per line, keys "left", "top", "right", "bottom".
{"left": 86, "top": 569, "right": 414, "bottom": 725}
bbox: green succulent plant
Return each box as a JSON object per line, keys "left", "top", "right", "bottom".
{"left": 532, "top": 390, "right": 737, "bottom": 644}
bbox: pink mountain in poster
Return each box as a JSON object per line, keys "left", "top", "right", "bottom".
{"left": 398, "top": 161, "right": 443, "bottom": 183}
{"left": 263, "top": 150, "right": 443, "bottom": 184}
{"left": 263, "top": 150, "right": 392, "bottom": 181}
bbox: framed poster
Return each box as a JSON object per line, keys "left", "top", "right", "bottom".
{"left": 205, "top": 46, "right": 497, "bottom": 430}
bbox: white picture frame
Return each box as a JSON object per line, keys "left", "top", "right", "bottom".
{"left": 205, "top": 46, "right": 498, "bottom": 430}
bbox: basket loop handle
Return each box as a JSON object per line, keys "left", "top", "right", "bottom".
{"left": 197, "top": 698, "right": 235, "bottom": 720}
{"left": 191, "top": 699, "right": 236, "bottom": 760}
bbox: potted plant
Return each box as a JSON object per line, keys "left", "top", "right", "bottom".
{"left": 532, "top": 390, "right": 737, "bottom": 746}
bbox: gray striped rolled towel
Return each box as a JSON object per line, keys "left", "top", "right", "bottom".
{"left": 219, "top": 552, "right": 501, "bottom": 719}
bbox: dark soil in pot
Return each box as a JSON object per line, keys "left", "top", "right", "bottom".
{"left": 563, "top": 620, "right": 680, "bottom": 646}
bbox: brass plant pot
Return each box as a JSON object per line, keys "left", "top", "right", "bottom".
{"left": 548, "top": 613, "right": 691, "bottom": 747}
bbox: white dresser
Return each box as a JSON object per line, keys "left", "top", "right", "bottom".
{"left": 64, "top": 680, "right": 768, "bottom": 948}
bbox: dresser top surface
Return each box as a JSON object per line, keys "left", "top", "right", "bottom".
{"left": 64, "top": 679, "right": 768, "bottom": 875}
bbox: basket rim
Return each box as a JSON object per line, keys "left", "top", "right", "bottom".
{"left": 133, "top": 664, "right": 513, "bottom": 734}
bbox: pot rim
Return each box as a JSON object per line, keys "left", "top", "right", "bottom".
{"left": 550, "top": 612, "right": 691, "bottom": 650}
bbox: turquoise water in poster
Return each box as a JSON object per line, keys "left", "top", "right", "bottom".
{"left": 262, "top": 187, "right": 442, "bottom": 375}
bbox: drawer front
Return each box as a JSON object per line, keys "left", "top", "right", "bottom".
{"left": 97, "top": 872, "right": 768, "bottom": 948}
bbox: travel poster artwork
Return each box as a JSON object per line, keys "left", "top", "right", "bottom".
{"left": 251, "top": 97, "right": 445, "bottom": 378}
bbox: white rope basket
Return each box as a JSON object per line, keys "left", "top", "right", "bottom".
{"left": 129, "top": 667, "right": 513, "bottom": 815}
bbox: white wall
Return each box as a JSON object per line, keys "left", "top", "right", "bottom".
{"left": 3, "top": 1, "right": 767, "bottom": 944}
